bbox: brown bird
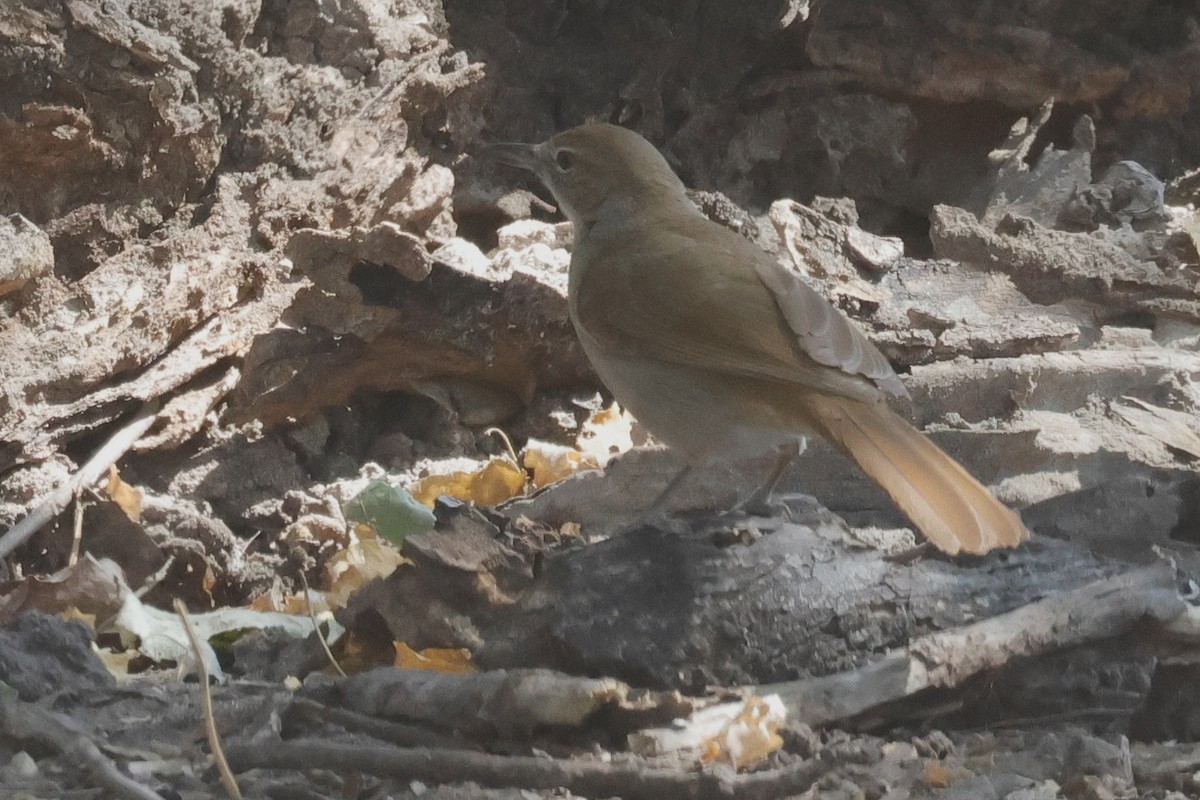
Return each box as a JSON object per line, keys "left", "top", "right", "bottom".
{"left": 493, "top": 122, "right": 1027, "bottom": 555}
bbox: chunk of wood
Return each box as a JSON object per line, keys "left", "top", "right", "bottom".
{"left": 758, "top": 562, "right": 1185, "bottom": 725}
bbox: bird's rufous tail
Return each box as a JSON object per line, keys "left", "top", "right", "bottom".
{"left": 800, "top": 395, "right": 1028, "bottom": 555}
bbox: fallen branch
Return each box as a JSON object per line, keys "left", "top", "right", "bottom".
{"left": 0, "top": 401, "right": 160, "bottom": 560}
{"left": 225, "top": 738, "right": 839, "bottom": 800}
{"left": 759, "top": 561, "right": 1185, "bottom": 725}
{"left": 0, "top": 694, "right": 165, "bottom": 800}
{"left": 335, "top": 666, "right": 691, "bottom": 738}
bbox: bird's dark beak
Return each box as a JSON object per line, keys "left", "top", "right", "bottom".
{"left": 487, "top": 142, "right": 540, "bottom": 172}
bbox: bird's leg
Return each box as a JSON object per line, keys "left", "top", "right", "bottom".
{"left": 638, "top": 463, "right": 694, "bottom": 532}
{"left": 737, "top": 439, "right": 802, "bottom": 518}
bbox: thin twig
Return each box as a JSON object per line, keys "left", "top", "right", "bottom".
{"left": 225, "top": 738, "right": 836, "bottom": 800}
{"left": 485, "top": 427, "right": 519, "bottom": 464}
{"left": 0, "top": 401, "right": 160, "bottom": 560}
{"left": 68, "top": 493, "right": 84, "bottom": 567}
{"left": 134, "top": 555, "right": 177, "bottom": 599}
{"left": 0, "top": 694, "right": 166, "bottom": 800}
{"left": 299, "top": 571, "right": 346, "bottom": 677}
{"left": 174, "top": 599, "right": 241, "bottom": 799}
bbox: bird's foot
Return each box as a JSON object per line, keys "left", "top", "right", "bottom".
{"left": 636, "top": 507, "right": 695, "bottom": 535}
{"left": 726, "top": 492, "right": 825, "bottom": 527}
{"left": 734, "top": 494, "right": 794, "bottom": 520}
{"left": 627, "top": 494, "right": 821, "bottom": 536}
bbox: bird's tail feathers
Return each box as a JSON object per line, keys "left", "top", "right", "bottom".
{"left": 801, "top": 396, "right": 1027, "bottom": 555}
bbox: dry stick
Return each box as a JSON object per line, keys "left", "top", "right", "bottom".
{"left": 134, "top": 555, "right": 177, "bottom": 599}
{"left": 225, "top": 739, "right": 837, "bottom": 800}
{"left": 0, "top": 694, "right": 166, "bottom": 800}
{"left": 298, "top": 571, "right": 346, "bottom": 678}
{"left": 288, "top": 697, "right": 483, "bottom": 752}
{"left": 0, "top": 401, "right": 160, "bottom": 560}
{"left": 174, "top": 599, "right": 242, "bottom": 800}
{"left": 758, "top": 560, "right": 1186, "bottom": 726}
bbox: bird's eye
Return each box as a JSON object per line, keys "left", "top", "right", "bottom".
{"left": 554, "top": 149, "right": 576, "bottom": 171}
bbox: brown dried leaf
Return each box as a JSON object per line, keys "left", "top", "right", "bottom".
{"left": 0, "top": 554, "right": 130, "bottom": 626}
{"left": 105, "top": 464, "right": 144, "bottom": 522}
{"left": 923, "top": 760, "right": 954, "bottom": 788}
{"left": 334, "top": 630, "right": 396, "bottom": 673}
{"left": 393, "top": 642, "right": 476, "bottom": 673}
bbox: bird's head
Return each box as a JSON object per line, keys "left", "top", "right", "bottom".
{"left": 490, "top": 122, "right": 688, "bottom": 229}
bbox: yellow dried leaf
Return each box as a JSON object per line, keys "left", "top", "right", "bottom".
{"left": 410, "top": 457, "right": 527, "bottom": 507}
{"left": 472, "top": 458, "right": 527, "bottom": 504}
{"left": 105, "top": 465, "right": 143, "bottom": 522}
{"left": 699, "top": 696, "right": 785, "bottom": 770}
{"left": 394, "top": 642, "right": 475, "bottom": 673}
{"left": 523, "top": 439, "right": 598, "bottom": 487}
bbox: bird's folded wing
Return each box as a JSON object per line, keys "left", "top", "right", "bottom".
{"left": 574, "top": 221, "right": 906, "bottom": 402}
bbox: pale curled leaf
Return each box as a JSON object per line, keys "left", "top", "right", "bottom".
{"left": 699, "top": 695, "right": 787, "bottom": 770}
{"left": 112, "top": 595, "right": 331, "bottom": 680}
{"left": 575, "top": 403, "right": 635, "bottom": 465}
{"left": 325, "top": 527, "right": 409, "bottom": 608}
{"left": 629, "top": 694, "right": 785, "bottom": 769}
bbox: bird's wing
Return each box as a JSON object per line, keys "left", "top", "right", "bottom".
{"left": 573, "top": 217, "right": 907, "bottom": 402}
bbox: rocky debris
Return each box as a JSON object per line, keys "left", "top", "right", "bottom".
{"left": 0, "top": 214, "right": 53, "bottom": 297}
{"left": 0, "top": 610, "right": 114, "bottom": 701}
{"left": 0, "top": 0, "right": 1199, "bottom": 798}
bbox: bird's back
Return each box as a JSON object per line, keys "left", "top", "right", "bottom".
{"left": 570, "top": 207, "right": 903, "bottom": 407}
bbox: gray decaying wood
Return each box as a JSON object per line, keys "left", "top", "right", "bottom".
{"left": 326, "top": 665, "right": 692, "bottom": 738}
{"left": 224, "top": 737, "right": 840, "bottom": 800}
{"left": 287, "top": 697, "right": 485, "bottom": 751}
{"left": 334, "top": 557, "right": 1192, "bottom": 742}
{"left": 759, "top": 561, "right": 1186, "bottom": 726}
{"left": 344, "top": 498, "right": 1187, "bottom": 701}
{"left": 0, "top": 694, "right": 166, "bottom": 800}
